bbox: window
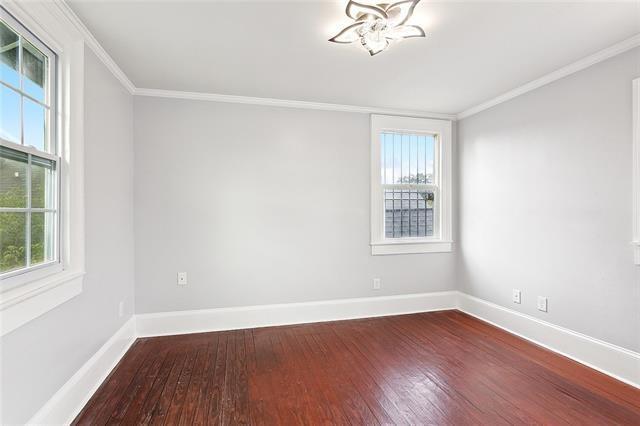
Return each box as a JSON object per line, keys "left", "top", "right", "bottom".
{"left": 370, "top": 115, "right": 452, "bottom": 255}
{"left": 1, "top": 16, "right": 59, "bottom": 280}
{"left": 0, "top": 4, "right": 85, "bottom": 337}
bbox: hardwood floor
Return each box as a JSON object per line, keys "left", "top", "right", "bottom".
{"left": 73, "top": 310, "right": 640, "bottom": 425}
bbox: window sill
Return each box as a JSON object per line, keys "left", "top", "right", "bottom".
{"left": 0, "top": 269, "right": 84, "bottom": 336}
{"left": 371, "top": 240, "right": 453, "bottom": 255}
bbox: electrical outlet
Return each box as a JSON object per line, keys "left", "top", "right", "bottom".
{"left": 512, "top": 289, "right": 521, "bottom": 304}
{"left": 537, "top": 296, "right": 548, "bottom": 312}
{"left": 373, "top": 278, "right": 381, "bottom": 290}
{"left": 118, "top": 301, "right": 124, "bottom": 318}
{"left": 177, "top": 272, "right": 188, "bottom": 286}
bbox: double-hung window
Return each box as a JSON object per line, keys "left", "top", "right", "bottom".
{"left": 0, "top": 15, "right": 59, "bottom": 281}
{"left": 370, "top": 115, "right": 452, "bottom": 255}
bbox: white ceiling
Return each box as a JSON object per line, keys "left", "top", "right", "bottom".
{"left": 68, "top": 1, "right": 640, "bottom": 114}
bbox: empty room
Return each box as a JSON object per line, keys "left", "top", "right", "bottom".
{"left": 1, "top": 0, "right": 639, "bottom": 424}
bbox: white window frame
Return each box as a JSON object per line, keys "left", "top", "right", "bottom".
{"left": 370, "top": 115, "right": 453, "bottom": 255}
{"left": 633, "top": 78, "right": 640, "bottom": 265}
{"left": 1, "top": 11, "right": 60, "bottom": 283}
{"left": 0, "top": 2, "right": 86, "bottom": 336}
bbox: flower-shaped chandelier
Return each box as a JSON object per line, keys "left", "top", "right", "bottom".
{"left": 329, "top": 0, "right": 426, "bottom": 56}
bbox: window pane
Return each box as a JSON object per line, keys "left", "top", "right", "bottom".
{"left": 410, "top": 135, "right": 417, "bottom": 183}
{"left": 384, "top": 133, "right": 394, "bottom": 184}
{"left": 380, "top": 134, "right": 386, "bottom": 184}
{"left": 384, "top": 189, "right": 434, "bottom": 238}
{"left": 31, "top": 211, "right": 55, "bottom": 266}
{"left": 423, "top": 135, "right": 435, "bottom": 184}
{"left": 381, "top": 132, "right": 436, "bottom": 185}
{"left": 0, "top": 212, "right": 26, "bottom": 273}
{"left": 1, "top": 84, "right": 21, "bottom": 143}
{"left": 400, "top": 134, "right": 410, "bottom": 183}
{"left": 393, "top": 133, "right": 401, "bottom": 183}
{"left": 0, "top": 20, "right": 19, "bottom": 88}
{"left": 22, "top": 39, "right": 47, "bottom": 103}
{"left": 23, "top": 97, "right": 46, "bottom": 151}
{"left": 31, "top": 155, "right": 56, "bottom": 209}
{"left": 0, "top": 146, "right": 28, "bottom": 208}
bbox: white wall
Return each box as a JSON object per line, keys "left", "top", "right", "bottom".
{"left": 0, "top": 48, "right": 135, "bottom": 424}
{"left": 457, "top": 47, "right": 640, "bottom": 352}
{"left": 133, "top": 98, "right": 457, "bottom": 314}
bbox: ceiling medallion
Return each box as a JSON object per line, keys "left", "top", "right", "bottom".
{"left": 329, "top": 0, "right": 426, "bottom": 56}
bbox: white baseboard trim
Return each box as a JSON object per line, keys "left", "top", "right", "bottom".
{"left": 26, "top": 290, "right": 640, "bottom": 424}
{"left": 136, "top": 291, "right": 458, "bottom": 337}
{"left": 28, "top": 316, "right": 137, "bottom": 425}
{"left": 457, "top": 292, "right": 640, "bottom": 389}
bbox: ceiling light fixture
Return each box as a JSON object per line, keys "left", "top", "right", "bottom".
{"left": 329, "top": 0, "right": 426, "bottom": 56}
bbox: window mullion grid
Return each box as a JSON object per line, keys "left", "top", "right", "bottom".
{"left": 382, "top": 134, "right": 386, "bottom": 186}
{"left": 26, "top": 153, "right": 32, "bottom": 268}
{"left": 18, "top": 33, "right": 23, "bottom": 92}
{"left": 0, "top": 208, "right": 55, "bottom": 213}
{"left": 424, "top": 135, "right": 427, "bottom": 237}
{"left": 400, "top": 134, "right": 404, "bottom": 237}
{"left": 382, "top": 184, "right": 437, "bottom": 191}
{"left": 1, "top": 14, "right": 60, "bottom": 279}
{"left": 0, "top": 81, "right": 51, "bottom": 110}
{"left": 434, "top": 135, "right": 441, "bottom": 239}
{"left": 392, "top": 134, "right": 397, "bottom": 238}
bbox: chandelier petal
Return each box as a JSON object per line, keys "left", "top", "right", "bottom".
{"left": 385, "top": 0, "right": 420, "bottom": 27}
{"left": 385, "top": 25, "right": 426, "bottom": 40}
{"left": 329, "top": 22, "right": 366, "bottom": 44}
{"left": 329, "top": 0, "right": 426, "bottom": 55}
{"left": 345, "top": 0, "right": 388, "bottom": 21}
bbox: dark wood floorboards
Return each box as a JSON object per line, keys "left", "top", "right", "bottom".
{"left": 73, "top": 310, "right": 640, "bottom": 425}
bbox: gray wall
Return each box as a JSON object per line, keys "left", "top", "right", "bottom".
{"left": 0, "top": 48, "right": 135, "bottom": 424}
{"left": 133, "top": 99, "right": 457, "bottom": 314}
{"left": 457, "top": 47, "right": 640, "bottom": 351}
{"left": 4, "top": 37, "right": 638, "bottom": 425}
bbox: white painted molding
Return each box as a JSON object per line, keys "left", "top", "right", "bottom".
{"left": 53, "top": 0, "right": 135, "bottom": 94}
{"left": 28, "top": 316, "right": 137, "bottom": 425}
{"left": 136, "top": 291, "right": 458, "bottom": 337}
{"left": 0, "top": 272, "right": 83, "bottom": 336}
{"left": 457, "top": 34, "right": 640, "bottom": 120}
{"left": 370, "top": 115, "right": 453, "bottom": 255}
{"left": 133, "top": 87, "right": 457, "bottom": 120}
{"left": 1, "top": 1, "right": 87, "bottom": 337}
{"left": 633, "top": 78, "right": 640, "bottom": 265}
{"left": 457, "top": 292, "right": 640, "bottom": 389}
{"left": 371, "top": 241, "right": 453, "bottom": 255}
{"left": 26, "top": 291, "right": 640, "bottom": 423}
{"left": 32, "top": 4, "right": 639, "bottom": 121}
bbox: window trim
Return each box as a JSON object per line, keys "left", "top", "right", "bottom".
{"left": 1, "top": 8, "right": 62, "bottom": 283}
{"left": 633, "top": 78, "right": 640, "bottom": 265}
{"left": 0, "top": 2, "right": 86, "bottom": 336}
{"left": 1, "top": 142, "right": 61, "bottom": 283}
{"left": 370, "top": 115, "right": 453, "bottom": 255}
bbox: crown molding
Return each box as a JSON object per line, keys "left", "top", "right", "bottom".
{"left": 133, "top": 88, "right": 457, "bottom": 120}
{"left": 54, "top": 0, "right": 135, "bottom": 94}
{"left": 457, "top": 33, "right": 640, "bottom": 120}
{"left": 35, "top": 3, "right": 640, "bottom": 121}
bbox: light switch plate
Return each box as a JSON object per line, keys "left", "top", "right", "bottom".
{"left": 512, "top": 289, "right": 521, "bottom": 304}
{"left": 373, "top": 278, "right": 381, "bottom": 290}
{"left": 537, "top": 296, "right": 548, "bottom": 312}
